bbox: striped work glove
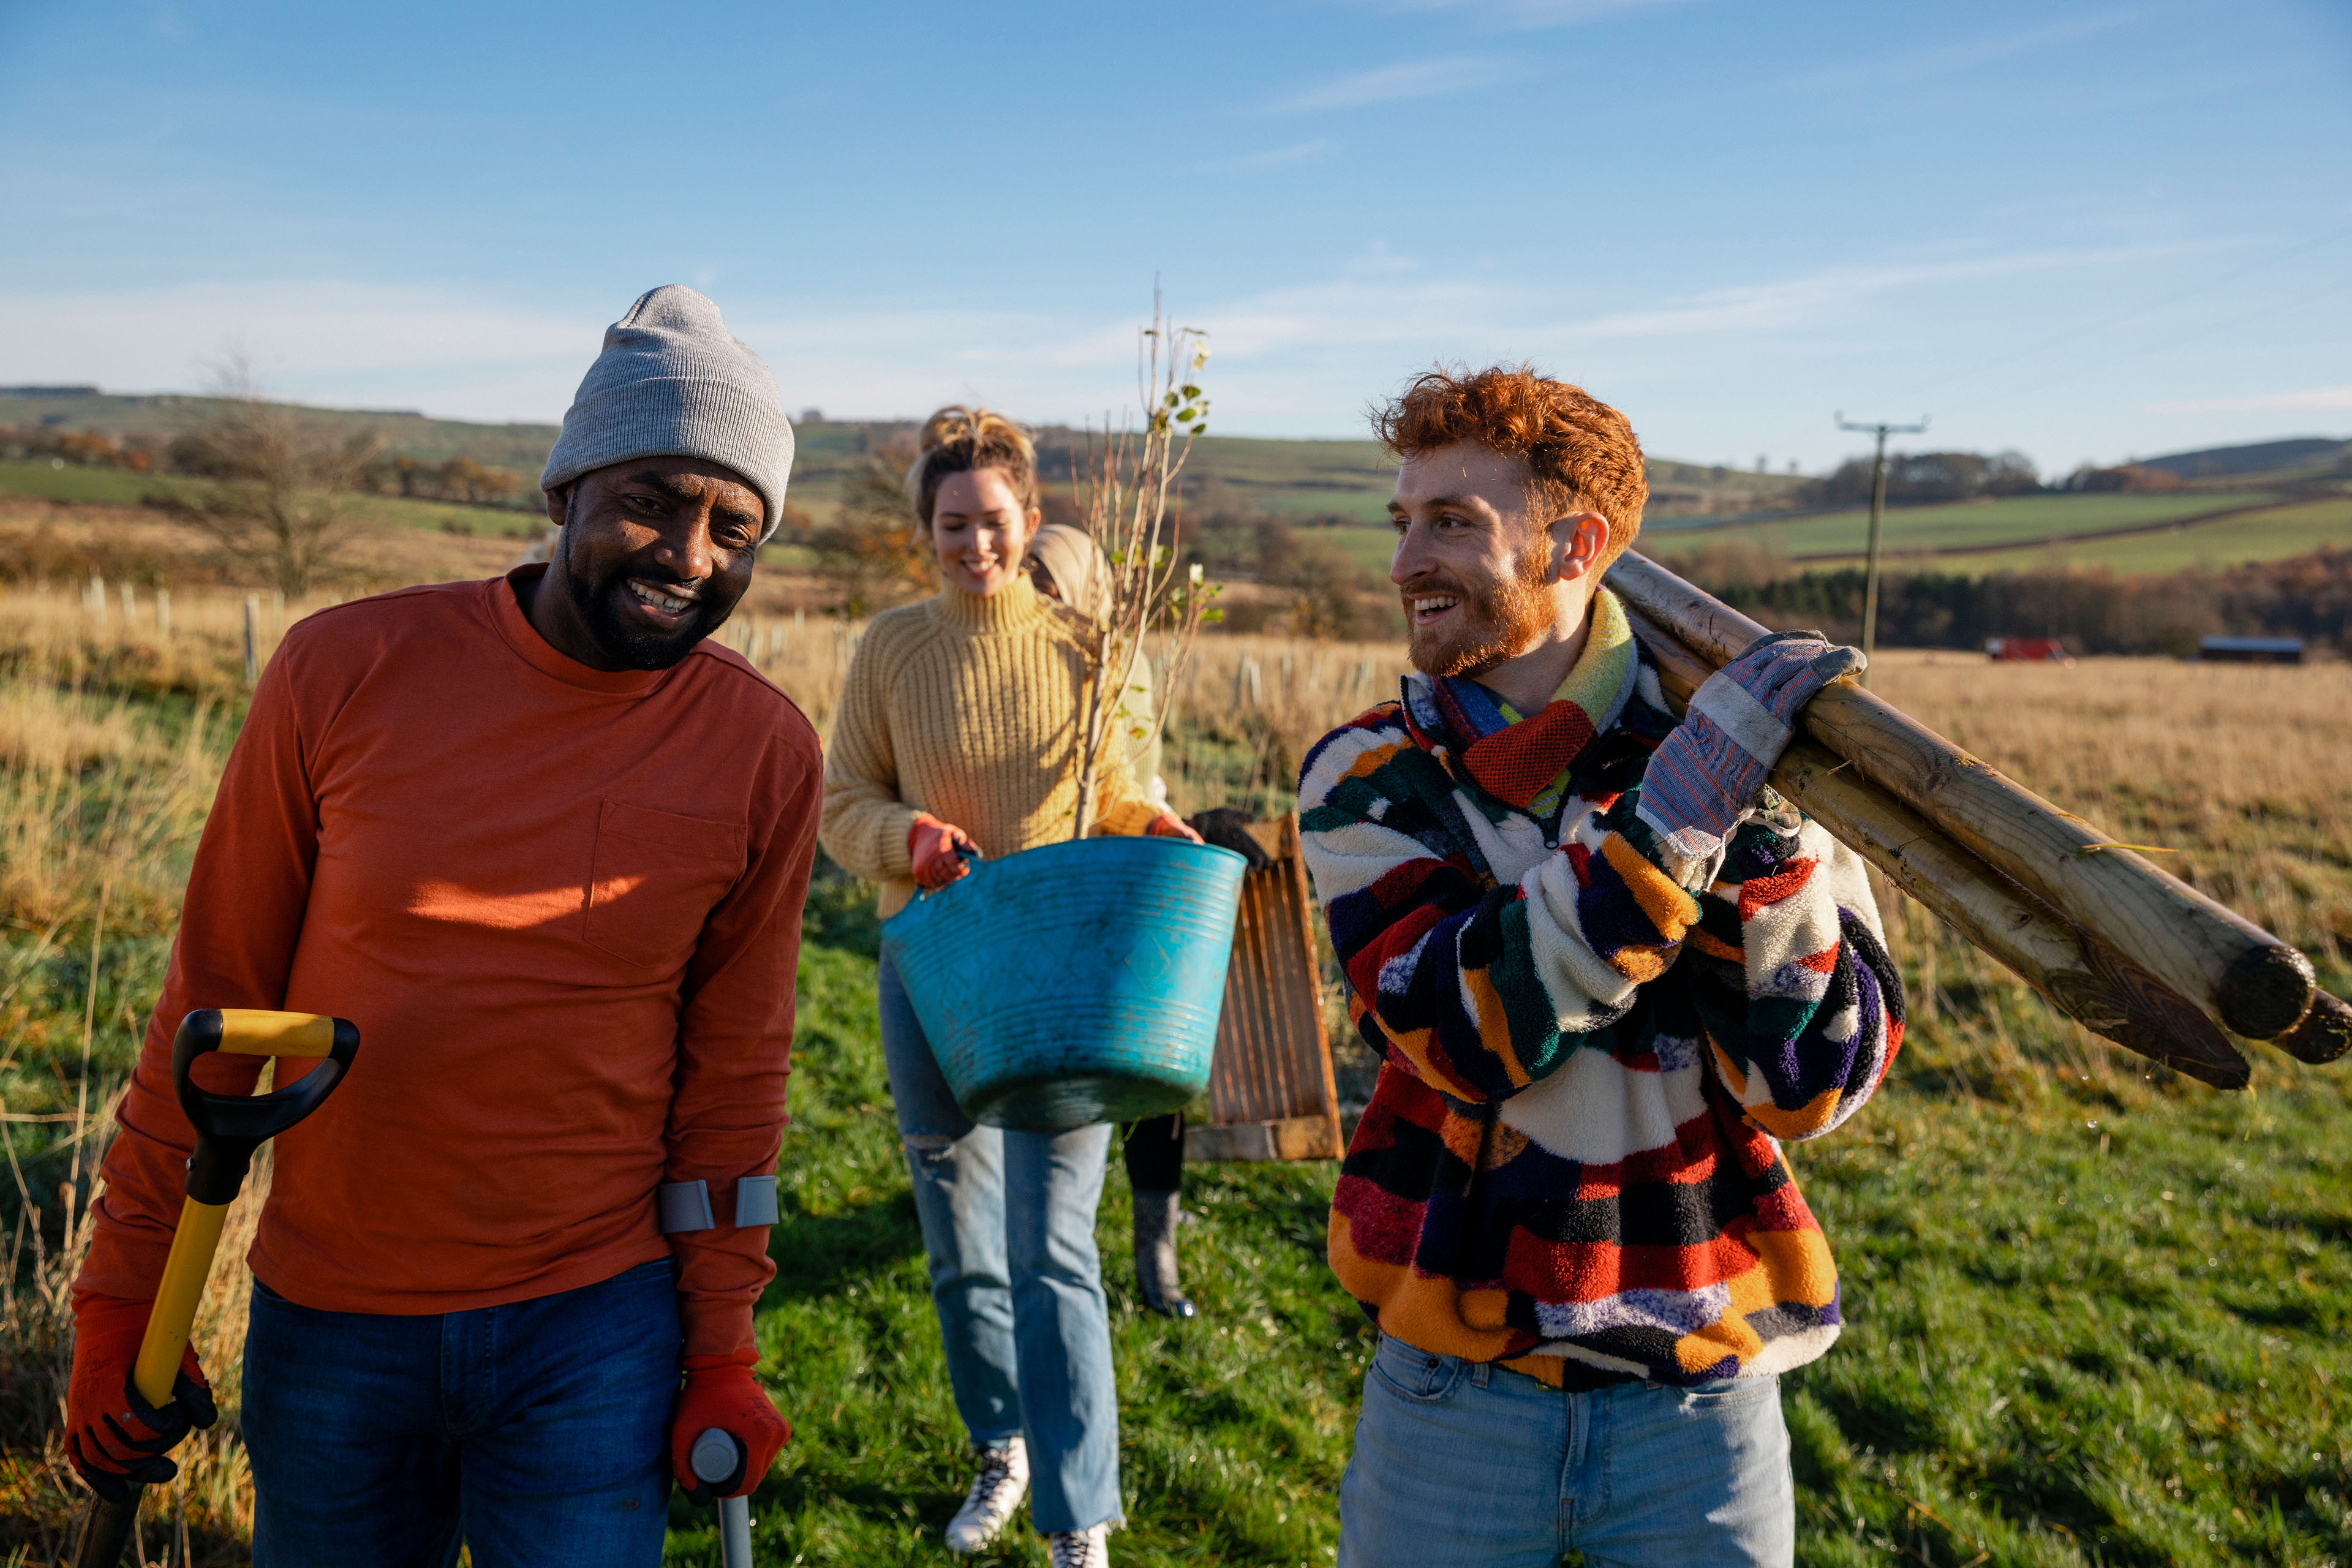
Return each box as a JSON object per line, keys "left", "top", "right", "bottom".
{"left": 1635, "top": 629, "right": 1863, "bottom": 869}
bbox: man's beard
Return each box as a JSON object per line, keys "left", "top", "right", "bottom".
{"left": 1402, "top": 546, "right": 1555, "bottom": 679}
{"left": 565, "top": 548, "right": 732, "bottom": 671}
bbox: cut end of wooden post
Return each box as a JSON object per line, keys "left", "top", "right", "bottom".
{"left": 2217, "top": 942, "right": 2319, "bottom": 1040}
{"left": 2054, "top": 944, "right": 2252, "bottom": 1091}
{"left": 2270, "top": 991, "right": 2352, "bottom": 1066}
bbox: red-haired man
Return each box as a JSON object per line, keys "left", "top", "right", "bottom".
{"left": 1297, "top": 366, "right": 1904, "bottom": 1566}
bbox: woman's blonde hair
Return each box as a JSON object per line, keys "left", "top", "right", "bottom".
{"left": 903, "top": 405, "right": 1040, "bottom": 529}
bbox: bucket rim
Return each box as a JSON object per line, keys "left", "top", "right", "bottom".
{"left": 881, "top": 835, "right": 1247, "bottom": 940}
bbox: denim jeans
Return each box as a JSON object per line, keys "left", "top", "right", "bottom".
{"left": 243, "top": 1257, "right": 681, "bottom": 1568}
{"left": 1337, "top": 1335, "right": 1794, "bottom": 1568}
{"left": 878, "top": 949, "right": 1121, "bottom": 1536}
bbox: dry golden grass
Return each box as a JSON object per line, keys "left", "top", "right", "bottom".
{"left": 0, "top": 496, "right": 527, "bottom": 600}
{"left": 2, "top": 1080, "right": 268, "bottom": 1564}
{"left": 1868, "top": 649, "right": 2352, "bottom": 960}
{"left": 0, "top": 593, "right": 245, "bottom": 939}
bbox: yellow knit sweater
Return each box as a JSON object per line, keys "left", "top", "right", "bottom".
{"left": 819, "top": 576, "right": 1151, "bottom": 917}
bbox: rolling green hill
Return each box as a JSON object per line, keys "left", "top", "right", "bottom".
{"left": 1660, "top": 492, "right": 2283, "bottom": 561}
{"left": 9, "top": 390, "right": 2345, "bottom": 581}
{"left": 1938, "top": 496, "right": 2352, "bottom": 576}
{"left": 0, "top": 390, "right": 1807, "bottom": 526}
{"left": 0, "top": 458, "right": 545, "bottom": 540}
{"left": 0, "top": 389, "right": 564, "bottom": 473}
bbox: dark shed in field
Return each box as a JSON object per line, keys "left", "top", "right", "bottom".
{"left": 2195, "top": 636, "right": 2304, "bottom": 665}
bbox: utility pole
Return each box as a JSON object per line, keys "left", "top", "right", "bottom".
{"left": 1834, "top": 412, "right": 1929, "bottom": 686}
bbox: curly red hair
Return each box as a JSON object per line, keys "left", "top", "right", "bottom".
{"left": 1371, "top": 364, "right": 1647, "bottom": 567}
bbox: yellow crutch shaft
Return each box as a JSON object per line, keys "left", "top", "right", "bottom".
{"left": 134, "top": 1195, "right": 231, "bottom": 1407}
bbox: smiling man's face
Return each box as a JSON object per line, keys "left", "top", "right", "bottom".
{"left": 1389, "top": 442, "right": 1570, "bottom": 679}
{"left": 536, "top": 457, "right": 763, "bottom": 671}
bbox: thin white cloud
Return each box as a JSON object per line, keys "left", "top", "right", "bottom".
{"left": 1219, "top": 139, "right": 1335, "bottom": 172}
{"left": 1267, "top": 56, "right": 1512, "bottom": 113}
{"left": 1346, "top": 0, "right": 1700, "bottom": 30}
{"left": 1795, "top": 9, "right": 2145, "bottom": 92}
{"left": 1574, "top": 242, "right": 2211, "bottom": 340}
{"left": 2149, "top": 384, "right": 2352, "bottom": 415}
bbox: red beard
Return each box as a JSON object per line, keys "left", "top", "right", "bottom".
{"left": 1401, "top": 546, "right": 1555, "bottom": 679}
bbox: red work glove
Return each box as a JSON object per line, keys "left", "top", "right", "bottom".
{"left": 64, "top": 1294, "right": 217, "bottom": 1504}
{"left": 908, "top": 813, "right": 978, "bottom": 891}
{"left": 671, "top": 1351, "right": 790, "bottom": 1503}
{"left": 1146, "top": 812, "right": 1204, "bottom": 845}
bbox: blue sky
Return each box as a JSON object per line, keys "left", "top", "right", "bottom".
{"left": 2, "top": 0, "right": 2347, "bottom": 473}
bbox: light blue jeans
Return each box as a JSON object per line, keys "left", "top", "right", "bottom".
{"left": 877, "top": 950, "right": 1121, "bottom": 1536}
{"left": 1338, "top": 1335, "right": 1794, "bottom": 1567}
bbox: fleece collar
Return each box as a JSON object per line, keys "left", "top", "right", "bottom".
{"left": 1400, "top": 587, "right": 1638, "bottom": 815}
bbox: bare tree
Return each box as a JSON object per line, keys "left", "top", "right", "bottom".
{"left": 168, "top": 360, "right": 380, "bottom": 596}
{"left": 810, "top": 434, "right": 935, "bottom": 615}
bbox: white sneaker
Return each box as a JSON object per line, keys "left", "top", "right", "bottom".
{"left": 1047, "top": 1524, "right": 1111, "bottom": 1568}
{"left": 943, "top": 1436, "right": 1029, "bottom": 1554}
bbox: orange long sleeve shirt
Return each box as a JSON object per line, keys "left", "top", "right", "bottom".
{"left": 78, "top": 568, "right": 822, "bottom": 1358}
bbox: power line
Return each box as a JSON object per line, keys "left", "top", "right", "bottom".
{"left": 1833, "top": 412, "right": 1930, "bottom": 685}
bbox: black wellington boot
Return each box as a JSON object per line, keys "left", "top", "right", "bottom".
{"left": 1131, "top": 1186, "right": 1196, "bottom": 1319}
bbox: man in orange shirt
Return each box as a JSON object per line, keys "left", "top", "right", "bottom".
{"left": 65, "top": 285, "right": 822, "bottom": 1566}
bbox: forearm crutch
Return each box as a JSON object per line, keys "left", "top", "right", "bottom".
{"left": 73, "top": 1008, "right": 360, "bottom": 1568}
{"left": 689, "top": 1427, "right": 754, "bottom": 1567}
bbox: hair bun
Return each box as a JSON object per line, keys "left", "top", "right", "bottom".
{"left": 906, "top": 405, "right": 1041, "bottom": 527}
{"left": 919, "top": 404, "right": 1034, "bottom": 459}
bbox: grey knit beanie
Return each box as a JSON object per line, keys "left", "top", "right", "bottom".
{"left": 540, "top": 285, "right": 795, "bottom": 539}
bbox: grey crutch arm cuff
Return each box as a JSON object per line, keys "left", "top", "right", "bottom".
{"left": 733, "top": 1174, "right": 779, "bottom": 1227}
{"left": 658, "top": 1175, "right": 780, "bottom": 1234}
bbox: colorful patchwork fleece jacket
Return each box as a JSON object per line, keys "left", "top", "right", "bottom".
{"left": 1298, "top": 588, "right": 1904, "bottom": 1387}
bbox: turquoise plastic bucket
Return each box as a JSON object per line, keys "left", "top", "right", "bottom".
{"left": 881, "top": 836, "right": 1247, "bottom": 1131}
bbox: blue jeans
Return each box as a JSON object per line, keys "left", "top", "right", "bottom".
{"left": 243, "top": 1257, "right": 681, "bottom": 1568}
{"left": 878, "top": 950, "right": 1121, "bottom": 1536}
{"left": 1338, "top": 1335, "right": 1794, "bottom": 1567}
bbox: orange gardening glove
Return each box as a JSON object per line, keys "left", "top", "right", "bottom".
{"left": 908, "top": 813, "right": 977, "bottom": 891}
{"left": 670, "top": 1351, "right": 790, "bottom": 1504}
{"left": 1145, "top": 812, "right": 1204, "bottom": 844}
{"left": 65, "top": 1294, "right": 217, "bottom": 1504}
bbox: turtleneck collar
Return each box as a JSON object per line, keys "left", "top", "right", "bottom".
{"left": 932, "top": 574, "right": 1048, "bottom": 633}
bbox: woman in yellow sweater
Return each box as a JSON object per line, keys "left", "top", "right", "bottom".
{"left": 818, "top": 408, "right": 1193, "bottom": 1568}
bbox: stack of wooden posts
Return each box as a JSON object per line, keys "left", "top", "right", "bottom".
{"left": 1604, "top": 551, "right": 2352, "bottom": 1087}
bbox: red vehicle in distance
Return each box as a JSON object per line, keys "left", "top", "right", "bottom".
{"left": 1984, "top": 637, "right": 2075, "bottom": 665}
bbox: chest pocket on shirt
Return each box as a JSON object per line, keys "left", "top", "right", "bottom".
{"left": 584, "top": 800, "right": 748, "bottom": 970}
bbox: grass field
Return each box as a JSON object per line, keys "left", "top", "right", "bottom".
{"left": 0, "top": 461, "right": 162, "bottom": 507}
{"left": 0, "top": 459, "right": 545, "bottom": 544}
{"left": 1937, "top": 497, "right": 2352, "bottom": 577}
{"left": 2, "top": 397, "right": 1811, "bottom": 535}
{"left": 5, "top": 589, "right": 2352, "bottom": 1565}
{"left": 1312, "top": 490, "right": 2346, "bottom": 587}
{"left": 1657, "top": 492, "right": 2283, "bottom": 564}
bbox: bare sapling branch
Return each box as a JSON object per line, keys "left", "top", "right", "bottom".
{"left": 164, "top": 356, "right": 381, "bottom": 598}
{"left": 1069, "top": 287, "right": 1221, "bottom": 840}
